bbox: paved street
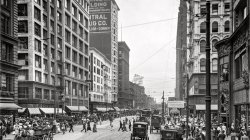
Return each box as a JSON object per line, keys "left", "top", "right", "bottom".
{"left": 53, "top": 116, "right": 160, "bottom": 140}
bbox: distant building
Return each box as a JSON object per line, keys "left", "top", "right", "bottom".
{"left": 89, "top": 0, "right": 119, "bottom": 106}
{"left": 0, "top": 0, "right": 21, "bottom": 114}
{"left": 118, "top": 41, "right": 131, "bottom": 108}
{"left": 89, "top": 47, "right": 112, "bottom": 113}
{"left": 175, "top": 0, "right": 187, "bottom": 101}
{"left": 17, "top": 0, "right": 90, "bottom": 109}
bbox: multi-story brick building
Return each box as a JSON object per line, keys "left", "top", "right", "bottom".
{"left": 0, "top": 0, "right": 21, "bottom": 114}
{"left": 118, "top": 41, "right": 131, "bottom": 108}
{"left": 89, "top": 0, "right": 119, "bottom": 106}
{"left": 89, "top": 47, "right": 112, "bottom": 113}
{"left": 184, "top": 0, "right": 231, "bottom": 118}
{"left": 215, "top": 0, "right": 250, "bottom": 134}
{"left": 17, "top": 0, "right": 90, "bottom": 110}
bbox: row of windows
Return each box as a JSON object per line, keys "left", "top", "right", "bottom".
{"left": 200, "top": 21, "right": 230, "bottom": 33}
{"left": 65, "top": 80, "right": 88, "bottom": 97}
{"left": 200, "top": 3, "right": 230, "bottom": 15}
{"left": 200, "top": 58, "right": 217, "bottom": 72}
{"left": 65, "top": 46, "right": 88, "bottom": 67}
{"left": 199, "top": 39, "right": 219, "bottom": 53}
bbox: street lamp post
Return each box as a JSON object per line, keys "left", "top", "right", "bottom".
{"left": 186, "top": 74, "right": 189, "bottom": 140}
{"left": 205, "top": 1, "right": 211, "bottom": 140}
{"left": 162, "top": 91, "right": 165, "bottom": 124}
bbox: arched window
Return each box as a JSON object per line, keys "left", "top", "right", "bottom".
{"left": 224, "top": 21, "right": 230, "bottom": 32}
{"left": 200, "top": 58, "right": 206, "bottom": 72}
{"left": 212, "top": 58, "right": 218, "bottom": 72}
{"left": 212, "top": 39, "right": 218, "bottom": 52}
{"left": 200, "top": 22, "right": 206, "bottom": 33}
{"left": 200, "top": 40, "right": 206, "bottom": 53}
{"left": 212, "top": 21, "right": 218, "bottom": 32}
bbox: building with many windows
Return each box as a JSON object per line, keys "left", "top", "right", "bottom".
{"left": 89, "top": 0, "right": 119, "bottom": 106}
{"left": 17, "top": 0, "right": 90, "bottom": 109}
{"left": 0, "top": 0, "right": 21, "bottom": 114}
{"left": 215, "top": 0, "right": 250, "bottom": 134}
{"left": 89, "top": 47, "right": 112, "bottom": 113}
{"left": 183, "top": 0, "right": 231, "bottom": 118}
{"left": 118, "top": 41, "right": 131, "bottom": 108}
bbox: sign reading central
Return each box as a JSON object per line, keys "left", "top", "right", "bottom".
{"left": 89, "top": 0, "right": 111, "bottom": 32}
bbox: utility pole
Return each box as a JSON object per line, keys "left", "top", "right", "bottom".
{"left": 162, "top": 91, "right": 165, "bottom": 124}
{"left": 186, "top": 74, "right": 189, "bottom": 140}
{"left": 205, "top": 1, "right": 211, "bottom": 140}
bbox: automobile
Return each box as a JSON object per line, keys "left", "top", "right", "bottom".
{"left": 131, "top": 122, "right": 149, "bottom": 140}
{"left": 150, "top": 115, "right": 161, "bottom": 133}
{"left": 138, "top": 116, "right": 150, "bottom": 125}
{"left": 160, "top": 129, "right": 179, "bottom": 140}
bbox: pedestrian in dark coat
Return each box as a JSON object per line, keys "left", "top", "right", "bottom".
{"left": 118, "top": 120, "right": 122, "bottom": 131}
{"left": 87, "top": 120, "right": 91, "bottom": 131}
{"left": 129, "top": 120, "right": 131, "bottom": 131}
{"left": 68, "top": 121, "right": 74, "bottom": 132}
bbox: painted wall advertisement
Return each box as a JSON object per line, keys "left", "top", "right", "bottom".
{"left": 90, "top": 0, "right": 111, "bottom": 32}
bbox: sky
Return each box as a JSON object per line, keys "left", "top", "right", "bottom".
{"left": 115, "top": 0, "right": 180, "bottom": 103}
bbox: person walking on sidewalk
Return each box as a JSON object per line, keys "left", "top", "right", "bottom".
{"left": 93, "top": 121, "right": 97, "bottom": 133}
{"left": 87, "top": 119, "right": 91, "bottom": 131}
{"left": 68, "top": 121, "right": 74, "bottom": 133}
{"left": 118, "top": 120, "right": 123, "bottom": 131}
{"left": 128, "top": 120, "right": 131, "bottom": 131}
{"left": 81, "top": 119, "right": 87, "bottom": 132}
{"left": 122, "top": 120, "right": 127, "bottom": 132}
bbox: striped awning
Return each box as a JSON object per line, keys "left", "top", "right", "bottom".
{"left": 40, "top": 108, "right": 66, "bottom": 114}
{"left": 96, "top": 107, "right": 107, "bottom": 112}
{"left": 114, "top": 107, "right": 120, "bottom": 111}
{"left": 0, "top": 103, "right": 22, "bottom": 110}
{"left": 18, "top": 108, "right": 26, "bottom": 113}
{"left": 66, "top": 106, "right": 88, "bottom": 112}
{"left": 27, "top": 108, "right": 41, "bottom": 115}
{"left": 195, "top": 104, "right": 218, "bottom": 110}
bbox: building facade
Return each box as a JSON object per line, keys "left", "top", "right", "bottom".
{"left": 17, "top": 0, "right": 90, "bottom": 109}
{"left": 184, "top": 0, "right": 231, "bottom": 117}
{"left": 215, "top": 0, "right": 250, "bottom": 133}
{"left": 0, "top": 0, "right": 21, "bottom": 114}
{"left": 175, "top": 0, "right": 187, "bottom": 101}
{"left": 89, "top": 0, "right": 119, "bottom": 105}
{"left": 89, "top": 47, "right": 112, "bottom": 113}
{"left": 118, "top": 41, "right": 131, "bottom": 108}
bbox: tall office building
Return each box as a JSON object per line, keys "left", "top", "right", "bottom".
{"left": 118, "top": 41, "right": 132, "bottom": 108}
{"left": 89, "top": 0, "right": 119, "bottom": 106}
{"left": 175, "top": 0, "right": 187, "bottom": 101}
{"left": 17, "top": 0, "right": 90, "bottom": 108}
{"left": 183, "top": 0, "right": 231, "bottom": 117}
{"left": 0, "top": 0, "right": 21, "bottom": 114}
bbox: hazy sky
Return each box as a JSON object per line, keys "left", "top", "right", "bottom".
{"left": 116, "top": 0, "right": 180, "bottom": 103}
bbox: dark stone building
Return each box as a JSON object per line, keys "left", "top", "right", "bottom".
{"left": 118, "top": 41, "right": 131, "bottom": 108}
{"left": 175, "top": 0, "right": 187, "bottom": 101}
{"left": 215, "top": 0, "right": 250, "bottom": 134}
{"left": 0, "top": 0, "right": 21, "bottom": 114}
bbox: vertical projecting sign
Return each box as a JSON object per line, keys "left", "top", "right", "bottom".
{"left": 89, "top": 0, "right": 111, "bottom": 32}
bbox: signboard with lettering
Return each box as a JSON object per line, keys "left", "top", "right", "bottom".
{"left": 89, "top": 0, "right": 111, "bottom": 32}
{"left": 167, "top": 101, "right": 185, "bottom": 108}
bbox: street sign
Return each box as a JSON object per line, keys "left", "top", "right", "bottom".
{"left": 167, "top": 101, "right": 185, "bottom": 108}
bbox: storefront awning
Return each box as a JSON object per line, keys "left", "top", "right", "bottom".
{"left": 40, "top": 108, "right": 66, "bottom": 114}
{"left": 66, "top": 106, "right": 88, "bottom": 112}
{"left": 195, "top": 104, "right": 218, "bottom": 110}
{"left": 0, "top": 103, "right": 22, "bottom": 110}
{"left": 27, "top": 108, "right": 41, "bottom": 115}
{"left": 18, "top": 108, "right": 26, "bottom": 113}
{"left": 96, "top": 107, "right": 107, "bottom": 112}
{"left": 114, "top": 107, "right": 120, "bottom": 111}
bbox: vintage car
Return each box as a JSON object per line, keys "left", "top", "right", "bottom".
{"left": 160, "top": 129, "right": 179, "bottom": 140}
{"left": 131, "top": 122, "right": 149, "bottom": 140}
{"left": 150, "top": 115, "right": 161, "bottom": 133}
